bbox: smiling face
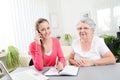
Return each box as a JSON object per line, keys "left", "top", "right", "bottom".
{"left": 77, "top": 22, "right": 94, "bottom": 40}
{"left": 38, "top": 21, "right": 51, "bottom": 39}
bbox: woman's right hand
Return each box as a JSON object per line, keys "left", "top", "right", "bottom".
{"left": 74, "top": 59, "right": 94, "bottom": 67}
{"left": 74, "top": 59, "right": 86, "bottom": 67}
{"left": 34, "top": 33, "right": 42, "bottom": 44}
{"left": 55, "top": 62, "right": 64, "bottom": 71}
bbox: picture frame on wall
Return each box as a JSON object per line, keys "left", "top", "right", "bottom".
{"left": 80, "top": 11, "right": 91, "bottom": 18}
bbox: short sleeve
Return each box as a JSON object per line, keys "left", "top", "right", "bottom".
{"left": 71, "top": 39, "right": 80, "bottom": 54}
{"left": 98, "top": 38, "right": 110, "bottom": 56}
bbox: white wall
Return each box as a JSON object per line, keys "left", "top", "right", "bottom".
{"left": 0, "top": 0, "right": 15, "bottom": 51}
{"left": 47, "top": 0, "right": 64, "bottom": 37}
{"left": 0, "top": 0, "right": 120, "bottom": 53}
{"left": 47, "top": 0, "right": 120, "bottom": 38}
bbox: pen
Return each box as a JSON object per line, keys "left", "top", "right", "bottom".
{"left": 58, "top": 70, "right": 63, "bottom": 73}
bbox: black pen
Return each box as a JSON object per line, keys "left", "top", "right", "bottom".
{"left": 58, "top": 70, "right": 63, "bottom": 73}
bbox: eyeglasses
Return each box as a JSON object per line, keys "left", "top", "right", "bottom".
{"left": 77, "top": 27, "right": 91, "bottom": 30}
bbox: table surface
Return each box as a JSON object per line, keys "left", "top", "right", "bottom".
{"left": 12, "top": 63, "right": 120, "bottom": 80}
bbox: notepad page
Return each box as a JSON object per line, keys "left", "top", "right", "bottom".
{"left": 59, "top": 65, "right": 79, "bottom": 75}
{"left": 44, "top": 65, "right": 79, "bottom": 76}
{"left": 44, "top": 67, "right": 59, "bottom": 75}
{"left": 11, "top": 69, "right": 48, "bottom": 80}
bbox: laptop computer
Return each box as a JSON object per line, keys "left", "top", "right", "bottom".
{"left": 0, "top": 61, "right": 48, "bottom": 80}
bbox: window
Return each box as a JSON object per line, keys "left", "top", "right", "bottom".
{"left": 113, "top": 6, "right": 120, "bottom": 27}
{"left": 97, "top": 6, "right": 120, "bottom": 33}
{"left": 97, "top": 8, "right": 111, "bottom": 31}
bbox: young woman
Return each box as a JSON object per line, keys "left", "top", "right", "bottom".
{"left": 29, "top": 18, "right": 66, "bottom": 71}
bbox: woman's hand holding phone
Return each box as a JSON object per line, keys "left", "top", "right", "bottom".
{"left": 34, "top": 33, "right": 43, "bottom": 44}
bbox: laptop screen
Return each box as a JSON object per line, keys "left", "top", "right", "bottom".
{"left": 0, "top": 61, "right": 12, "bottom": 80}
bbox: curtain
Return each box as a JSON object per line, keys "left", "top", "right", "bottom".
{"left": 0, "top": 0, "right": 49, "bottom": 53}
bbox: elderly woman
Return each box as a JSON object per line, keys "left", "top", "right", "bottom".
{"left": 69, "top": 17, "right": 116, "bottom": 67}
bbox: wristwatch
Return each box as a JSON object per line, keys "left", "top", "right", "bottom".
{"left": 93, "top": 60, "right": 96, "bottom": 66}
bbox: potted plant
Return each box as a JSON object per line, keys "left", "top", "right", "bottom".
{"left": 100, "top": 34, "right": 117, "bottom": 44}
{"left": 63, "top": 34, "right": 72, "bottom": 46}
{"left": 100, "top": 34, "right": 120, "bottom": 62}
{"left": 5, "top": 45, "right": 21, "bottom": 71}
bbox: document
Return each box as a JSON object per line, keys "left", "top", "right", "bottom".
{"left": 44, "top": 65, "right": 79, "bottom": 76}
{"left": 11, "top": 69, "right": 49, "bottom": 80}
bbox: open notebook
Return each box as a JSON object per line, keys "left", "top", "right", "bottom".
{"left": 44, "top": 65, "right": 79, "bottom": 76}
{"left": 0, "top": 61, "right": 48, "bottom": 80}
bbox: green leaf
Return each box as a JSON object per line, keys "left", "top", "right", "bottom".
{"left": 99, "top": 34, "right": 120, "bottom": 56}
{"left": 64, "top": 34, "right": 72, "bottom": 45}
{"left": 5, "top": 45, "right": 21, "bottom": 70}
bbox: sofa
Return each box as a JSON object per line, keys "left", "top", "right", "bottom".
{"left": 19, "top": 46, "right": 72, "bottom": 67}
{"left": 61, "top": 46, "right": 72, "bottom": 64}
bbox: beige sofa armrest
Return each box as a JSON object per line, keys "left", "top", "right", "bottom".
{"left": 19, "top": 54, "right": 32, "bottom": 67}
{"left": 19, "top": 46, "right": 72, "bottom": 67}
{"left": 61, "top": 46, "right": 72, "bottom": 65}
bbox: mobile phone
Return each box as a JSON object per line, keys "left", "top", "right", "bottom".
{"left": 39, "top": 31, "right": 43, "bottom": 44}
{"left": 35, "top": 30, "right": 43, "bottom": 44}
{"left": 40, "top": 39, "right": 42, "bottom": 44}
